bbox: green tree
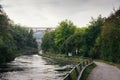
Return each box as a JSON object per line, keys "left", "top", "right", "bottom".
{"left": 41, "top": 31, "right": 56, "bottom": 53}
{"left": 101, "top": 9, "right": 120, "bottom": 62}
{"left": 64, "top": 28, "right": 85, "bottom": 55}
{"left": 27, "top": 29, "right": 38, "bottom": 48}
{"left": 0, "top": 5, "right": 16, "bottom": 64}
{"left": 0, "top": 5, "right": 9, "bottom": 36}
{"left": 83, "top": 15, "right": 104, "bottom": 57}
{"left": 54, "top": 20, "right": 76, "bottom": 53}
{"left": 0, "top": 5, "right": 38, "bottom": 64}
{"left": 10, "top": 24, "right": 38, "bottom": 50}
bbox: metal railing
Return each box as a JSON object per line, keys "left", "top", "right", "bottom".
{"left": 63, "top": 58, "right": 93, "bottom": 80}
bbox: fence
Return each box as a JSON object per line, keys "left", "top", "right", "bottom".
{"left": 63, "top": 58, "right": 93, "bottom": 80}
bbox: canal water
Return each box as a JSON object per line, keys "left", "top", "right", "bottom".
{"left": 0, "top": 55, "right": 73, "bottom": 80}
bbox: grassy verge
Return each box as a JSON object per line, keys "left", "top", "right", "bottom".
{"left": 95, "top": 59, "right": 120, "bottom": 69}
{"left": 80, "top": 63, "right": 96, "bottom": 80}
{"left": 40, "top": 53, "right": 84, "bottom": 64}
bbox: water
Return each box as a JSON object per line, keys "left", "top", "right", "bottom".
{"left": 0, "top": 55, "right": 72, "bottom": 80}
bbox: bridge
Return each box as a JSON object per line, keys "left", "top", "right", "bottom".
{"left": 29, "top": 27, "right": 56, "bottom": 33}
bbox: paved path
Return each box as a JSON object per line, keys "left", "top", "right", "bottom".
{"left": 87, "top": 62, "right": 120, "bottom": 80}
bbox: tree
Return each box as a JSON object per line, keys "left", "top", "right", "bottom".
{"left": 0, "top": 5, "right": 9, "bottom": 36}
{"left": 64, "top": 28, "right": 85, "bottom": 55}
{"left": 41, "top": 31, "right": 56, "bottom": 53}
{"left": 10, "top": 24, "right": 38, "bottom": 50}
{"left": 100, "top": 9, "right": 120, "bottom": 62}
{"left": 82, "top": 15, "right": 104, "bottom": 57}
{"left": 27, "top": 29, "right": 38, "bottom": 48}
{"left": 0, "top": 5, "right": 38, "bottom": 64}
{"left": 54, "top": 20, "right": 76, "bottom": 53}
{"left": 0, "top": 5, "right": 16, "bottom": 64}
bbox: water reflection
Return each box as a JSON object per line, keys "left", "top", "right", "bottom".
{"left": 0, "top": 55, "right": 72, "bottom": 80}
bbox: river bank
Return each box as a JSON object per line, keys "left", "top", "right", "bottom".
{"left": 0, "top": 48, "right": 38, "bottom": 66}
{"left": 20, "top": 48, "right": 38, "bottom": 55}
{"left": 39, "top": 52, "right": 84, "bottom": 65}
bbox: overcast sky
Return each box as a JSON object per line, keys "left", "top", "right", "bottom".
{"left": 0, "top": 0, "right": 120, "bottom": 27}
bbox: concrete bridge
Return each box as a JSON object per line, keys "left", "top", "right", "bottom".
{"left": 29, "top": 27, "right": 56, "bottom": 33}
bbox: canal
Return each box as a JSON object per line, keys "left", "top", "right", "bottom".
{"left": 0, "top": 55, "right": 73, "bottom": 80}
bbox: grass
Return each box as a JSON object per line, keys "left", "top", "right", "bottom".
{"left": 95, "top": 59, "right": 120, "bottom": 69}
{"left": 80, "top": 63, "right": 96, "bottom": 80}
{"left": 70, "top": 69, "right": 77, "bottom": 80}
{"left": 40, "top": 53, "right": 84, "bottom": 64}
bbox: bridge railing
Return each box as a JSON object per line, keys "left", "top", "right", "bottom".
{"left": 63, "top": 58, "right": 93, "bottom": 80}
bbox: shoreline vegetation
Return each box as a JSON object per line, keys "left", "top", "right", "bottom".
{"left": 20, "top": 48, "right": 38, "bottom": 55}
{"left": 0, "top": 5, "right": 38, "bottom": 65}
{"left": 40, "top": 52, "right": 84, "bottom": 64}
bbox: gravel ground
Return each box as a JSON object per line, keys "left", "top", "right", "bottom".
{"left": 87, "top": 62, "right": 120, "bottom": 80}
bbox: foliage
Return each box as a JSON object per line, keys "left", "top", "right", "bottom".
{"left": 10, "top": 24, "right": 37, "bottom": 50}
{"left": 41, "top": 17, "right": 104, "bottom": 56}
{"left": 54, "top": 20, "right": 76, "bottom": 53}
{"left": 0, "top": 5, "right": 37, "bottom": 64}
{"left": 41, "top": 8, "right": 120, "bottom": 63}
{"left": 66, "top": 16, "right": 104, "bottom": 57}
{"left": 85, "top": 15, "right": 104, "bottom": 57}
{"left": 41, "top": 31, "right": 56, "bottom": 53}
{"left": 100, "top": 9, "right": 120, "bottom": 62}
{"left": 64, "top": 28, "right": 83, "bottom": 55}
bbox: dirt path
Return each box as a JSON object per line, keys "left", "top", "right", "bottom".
{"left": 87, "top": 62, "right": 120, "bottom": 80}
